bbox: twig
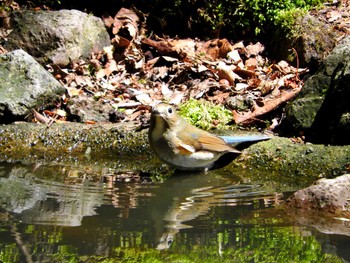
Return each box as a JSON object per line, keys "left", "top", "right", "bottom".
{"left": 233, "top": 87, "right": 302, "bottom": 124}
{"left": 292, "top": 47, "right": 300, "bottom": 81}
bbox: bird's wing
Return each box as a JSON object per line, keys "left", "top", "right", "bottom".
{"left": 175, "top": 132, "right": 202, "bottom": 153}
{"left": 177, "top": 141, "right": 196, "bottom": 154}
{"left": 174, "top": 120, "right": 240, "bottom": 154}
{"left": 177, "top": 126, "right": 239, "bottom": 153}
{"left": 198, "top": 134, "right": 240, "bottom": 153}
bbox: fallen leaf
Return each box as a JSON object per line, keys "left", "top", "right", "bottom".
{"left": 102, "top": 14, "right": 114, "bottom": 28}
{"left": 113, "top": 35, "right": 131, "bottom": 48}
{"left": 161, "top": 83, "right": 172, "bottom": 99}
{"left": 326, "top": 10, "right": 342, "bottom": 22}
{"left": 66, "top": 87, "right": 83, "bottom": 97}
{"left": 141, "top": 38, "right": 186, "bottom": 59}
{"left": 155, "top": 66, "right": 168, "bottom": 79}
{"left": 53, "top": 109, "right": 67, "bottom": 117}
{"left": 96, "top": 46, "right": 119, "bottom": 79}
{"left": 245, "top": 42, "right": 265, "bottom": 57}
{"left": 113, "top": 8, "right": 139, "bottom": 40}
{"left": 217, "top": 62, "right": 240, "bottom": 85}
{"left": 233, "top": 67, "right": 256, "bottom": 79}
{"left": 227, "top": 49, "right": 243, "bottom": 65}
{"left": 33, "top": 109, "right": 50, "bottom": 124}
{"left": 168, "top": 92, "right": 184, "bottom": 105}
{"left": 245, "top": 57, "right": 258, "bottom": 69}
{"left": 235, "top": 83, "right": 249, "bottom": 91}
{"left": 204, "top": 38, "right": 233, "bottom": 60}
{"left": 170, "top": 39, "right": 196, "bottom": 58}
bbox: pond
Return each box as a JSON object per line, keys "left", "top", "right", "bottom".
{"left": 0, "top": 161, "right": 349, "bottom": 263}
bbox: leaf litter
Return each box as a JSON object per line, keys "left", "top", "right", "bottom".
{"left": 30, "top": 7, "right": 309, "bottom": 128}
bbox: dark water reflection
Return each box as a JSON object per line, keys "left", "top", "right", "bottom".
{"left": 0, "top": 162, "right": 349, "bottom": 262}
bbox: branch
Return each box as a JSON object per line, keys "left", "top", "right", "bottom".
{"left": 233, "top": 87, "right": 302, "bottom": 124}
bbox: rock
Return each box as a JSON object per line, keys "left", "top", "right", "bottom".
{"left": 292, "top": 14, "right": 338, "bottom": 71}
{"left": 287, "top": 174, "right": 350, "bottom": 217}
{"left": 6, "top": 9, "right": 110, "bottom": 66}
{"left": 0, "top": 122, "right": 150, "bottom": 167}
{"left": 282, "top": 37, "right": 350, "bottom": 145}
{"left": 225, "top": 95, "right": 253, "bottom": 111}
{"left": 0, "top": 49, "right": 65, "bottom": 123}
{"left": 67, "top": 94, "right": 116, "bottom": 123}
{"left": 272, "top": 14, "right": 338, "bottom": 72}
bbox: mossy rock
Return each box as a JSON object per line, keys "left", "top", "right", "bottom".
{"left": 283, "top": 37, "right": 350, "bottom": 145}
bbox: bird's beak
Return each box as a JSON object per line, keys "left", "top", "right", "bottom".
{"left": 151, "top": 107, "right": 160, "bottom": 116}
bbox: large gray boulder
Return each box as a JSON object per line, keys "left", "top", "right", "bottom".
{"left": 0, "top": 49, "right": 65, "bottom": 123}
{"left": 5, "top": 9, "right": 110, "bottom": 66}
{"left": 283, "top": 37, "right": 350, "bottom": 145}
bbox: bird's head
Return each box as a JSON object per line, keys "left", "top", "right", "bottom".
{"left": 150, "top": 103, "right": 179, "bottom": 130}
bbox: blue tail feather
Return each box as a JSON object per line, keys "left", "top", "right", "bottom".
{"left": 220, "top": 135, "right": 271, "bottom": 144}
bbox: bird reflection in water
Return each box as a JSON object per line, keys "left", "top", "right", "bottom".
{"left": 149, "top": 171, "right": 283, "bottom": 250}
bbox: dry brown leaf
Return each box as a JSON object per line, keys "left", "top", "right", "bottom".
{"left": 66, "top": 87, "right": 83, "bottom": 97}
{"left": 235, "top": 83, "right": 249, "bottom": 91}
{"left": 63, "top": 73, "right": 77, "bottom": 86}
{"left": 53, "top": 109, "right": 67, "bottom": 117}
{"left": 168, "top": 92, "right": 184, "bottom": 105}
{"left": 127, "top": 109, "right": 143, "bottom": 121}
{"left": 233, "top": 67, "right": 256, "bottom": 79}
{"left": 75, "top": 75, "right": 94, "bottom": 88}
{"left": 32, "top": 109, "right": 50, "bottom": 124}
{"left": 258, "top": 80, "right": 273, "bottom": 95}
{"left": 89, "top": 58, "right": 102, "bottom": 71}
{"left": 161, "top": 56, "right": 179, "bottom": 63}
{"left": 204, "top": 38, "right": 233, "bottom": 60}
{"left": 145, "top": 57, "right": 160, "bottom": 68}
{"left": 227, "top": 49, "right": 243, "bottom": 65}
{"left": 161, "top": 83, "right": 172, "bottom": 99}
{"left": 232, "top": 41, "right": 245, "bottom": 50}
{"left": 245, "top": 57, "right": 258, "bottom": 69}
{"left": 217, "top": 62, "right": 240, "bottom": 85}
{"left": 142, "top": 38, "right": 186, "bottom": 59}
{"left": 276, "top": 60, "right": 292, "bottom": 74}
{"left": 113, "top": 8, "right": 139, "bottom": 40}
{"left": 102, "top": 14, "right": 114, "bottom": 28}
{"left": 245, "top": 42, "right": 265, "bottom": 57}
{"left": 170, "top": 39, "right": 196, "bottom": 58}
{"left": 247, "top": 78, "right": 262, "bottom": 88}
{"left": 96, "top": 46, "right": 119, "bottom": 79}
{"left": 155, "top": 66, "right": 168, "bottom": 79}
{"left": 189, "top": 79, "right": 212, "bottom": 99}
{"left": 113, "top": 36, "right": 131, "bottom": 48}
{"left": 326, "top": 10, "right": 342, "bottom": 22}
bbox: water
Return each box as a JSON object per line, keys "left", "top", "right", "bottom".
{"left": 0, "top": 162, "right": 349, "bottom": 262}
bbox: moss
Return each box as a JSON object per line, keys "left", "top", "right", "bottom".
{"left": 273, "top": 8, "right": 308, "bottom": 39}
{"left": 285, "top": 96, "right": 324, "bottom": 130}
{"left": 178, "top": 99, "right": 232, "bottom": 130}
{"left": 0, "top": 123, "right": 349, "bottom": 186}
{"left": 230, "top": 136, "right": 350, "bottom": 190}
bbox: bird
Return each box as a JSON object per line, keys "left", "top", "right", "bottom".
{"left": 148, "top": 103, "right": 271, "bottom": 171}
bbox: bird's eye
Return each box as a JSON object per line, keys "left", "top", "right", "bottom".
{"left": 167, "top": 107, "right": 173, "bottom": 114}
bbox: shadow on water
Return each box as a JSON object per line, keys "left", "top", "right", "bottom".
{"left": 0, "top": 161, "right": 349, "bottom": 262}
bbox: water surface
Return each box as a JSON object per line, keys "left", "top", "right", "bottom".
{"left": 0, "top": 162, "right": 349, "bottom": 262}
